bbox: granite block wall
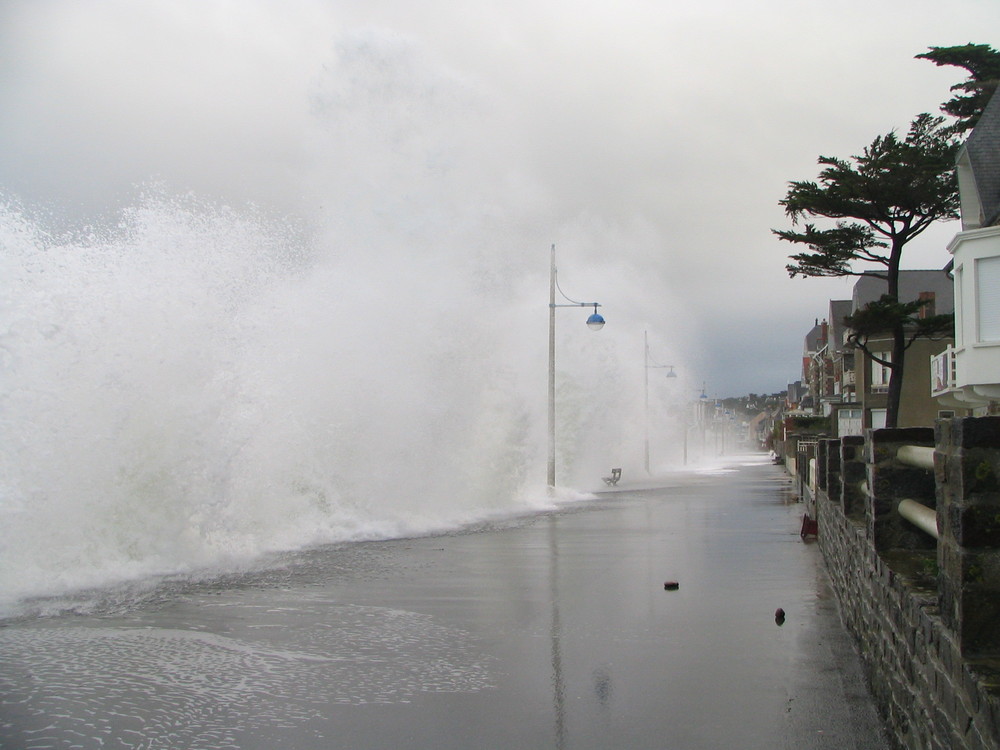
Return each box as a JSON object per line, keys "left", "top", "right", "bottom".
{"left": 811, "top": 421, "right": 1000, "bottom": 750}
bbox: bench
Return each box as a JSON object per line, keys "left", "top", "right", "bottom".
{"left": 602, "top": 468, "right": 622, "bottom": 486}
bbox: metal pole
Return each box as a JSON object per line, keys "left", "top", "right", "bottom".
{"left": 897, "top": 445, "right": 935, "bottom": 471}
{"left": 898, "top": 498, "right": 939, "bottom": 539}
{"left": 546, "top": 244, "right": 604, "bottom": 487}
{"left": 548, "top": 244, "right": 557, "bottom": 488}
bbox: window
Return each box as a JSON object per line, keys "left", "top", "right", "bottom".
{"left": 871, "top": 352, "right": 891, "bottom": 390}
{"left": 871, "top": 409, "right": 887, "bottom": 429}
{"left": 976, "top": 255, "right": 1000, "bottom": 342}
{"left": 838, "top": 408, "right": 863, "bottom": 437}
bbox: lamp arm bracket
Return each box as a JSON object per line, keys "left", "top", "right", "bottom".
{"left": 553, "top": 268, "right": 601, "bottom": 308}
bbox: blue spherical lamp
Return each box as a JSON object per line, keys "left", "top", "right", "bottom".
{"left": 586, "top": 311, "right": 605, "bottom": 331}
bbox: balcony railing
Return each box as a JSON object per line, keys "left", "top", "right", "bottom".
{"left": 931, "top": 346, "right": 957, "bottom": 397}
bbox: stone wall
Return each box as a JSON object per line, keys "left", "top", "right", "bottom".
{"left": 809, "top": 419, "right": 1000, "bottom": 750}
{"left": 936, "top": 418, "right": 1000, "bottom": 656}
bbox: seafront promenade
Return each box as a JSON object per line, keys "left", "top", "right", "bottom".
{"left": 1, "top": 457, "right": 892, "bottom": 749}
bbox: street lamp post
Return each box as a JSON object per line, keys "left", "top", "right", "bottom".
{"left": 698, "top": 383, "right": 710, "bottom": 457}
{"left": 548, "top": 244, "right": 605, "bottom": 488}
{"left": 643, "top": 329, "right": 676, "bottom": 473}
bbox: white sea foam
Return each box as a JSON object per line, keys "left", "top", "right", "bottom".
{"left": 0, "top": 194, "right": 537, "bottom": 612}
{"left": 0, "top": 30, "right": 700, "bottom": 616}
{"left": 0, "top": 600, "right": 496, "bottom": 746}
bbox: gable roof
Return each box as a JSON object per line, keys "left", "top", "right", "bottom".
{"left": 957, "top": 89, "right": 1000, "bottom": 228}
{"left": 851, "top": 269, "right": 954, "bottom": 313}
{"left": 803, "top": 320, "right": 825, "bottom": 354}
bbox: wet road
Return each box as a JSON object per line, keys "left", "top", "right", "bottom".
{"left": 1, "top": 457, "right": 893, "bottom": 749}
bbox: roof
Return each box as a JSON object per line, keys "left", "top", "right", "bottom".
{"left": 803, "top": 320, "right": 825, "bottom": 353}
{"left": 851, "top": 269, "right": 954, "bottom": 313}
{"left": 828, "top": 299, "right": 853, "bottom": 349}
{"left": 958, "top": 88, "right": 1000, "bottom": 228}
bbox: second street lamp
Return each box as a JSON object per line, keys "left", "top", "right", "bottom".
{"left": 548, "top": 244, "right": 605, "bottom": 488}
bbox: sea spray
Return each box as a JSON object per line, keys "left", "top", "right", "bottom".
{"left": 0, "top": 28, "right": 692, "bottom": 615}
{"left": 2, "top": 188, "right": 657, "bottom": 615}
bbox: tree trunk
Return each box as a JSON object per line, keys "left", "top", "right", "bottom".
{"left": 884, "top": 239, "right": 905, "bottom": 428}
{"left": 885, "top": 324, "right": 906, "bottom": 428}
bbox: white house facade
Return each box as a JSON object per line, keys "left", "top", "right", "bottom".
{"left": 933, "top": 226, "right": 1000, "bottom": 410}
{"left": 932, "top": 89, "right": 1000, "bottom": 413}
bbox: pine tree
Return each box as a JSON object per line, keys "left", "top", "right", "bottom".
{"left": 774, "top": 115, "right": 960, "bottom": 427}
{"left": 916, "top": 43, "right": 1000, "bottom": 134}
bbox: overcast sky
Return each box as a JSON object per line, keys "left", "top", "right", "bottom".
{"left": 2, "top": 0, "right": 997, "bottom": 397}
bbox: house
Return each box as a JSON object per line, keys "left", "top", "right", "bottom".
{"left": 746, "top": 410, "right": 774, "bottom": 449}
{"left": 850, "top": 269, "right": 956, "bottom": 429}
{"left": 801, "top": 318, "right": 826, "bottom": 412}
{"left": 785, "top": 380, "right": 806, "bottom": 411}
{"left": 802, "top": 270, "right": 956, "bottom": 434}
{"left": 932, "top": 88, "right": 1000, "bottom": 414}
{"left": 802, "top": 300, "right": 860, "bottom": 435}
{"left": 827, "top": 299, "right": 855, "bottom": 398}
